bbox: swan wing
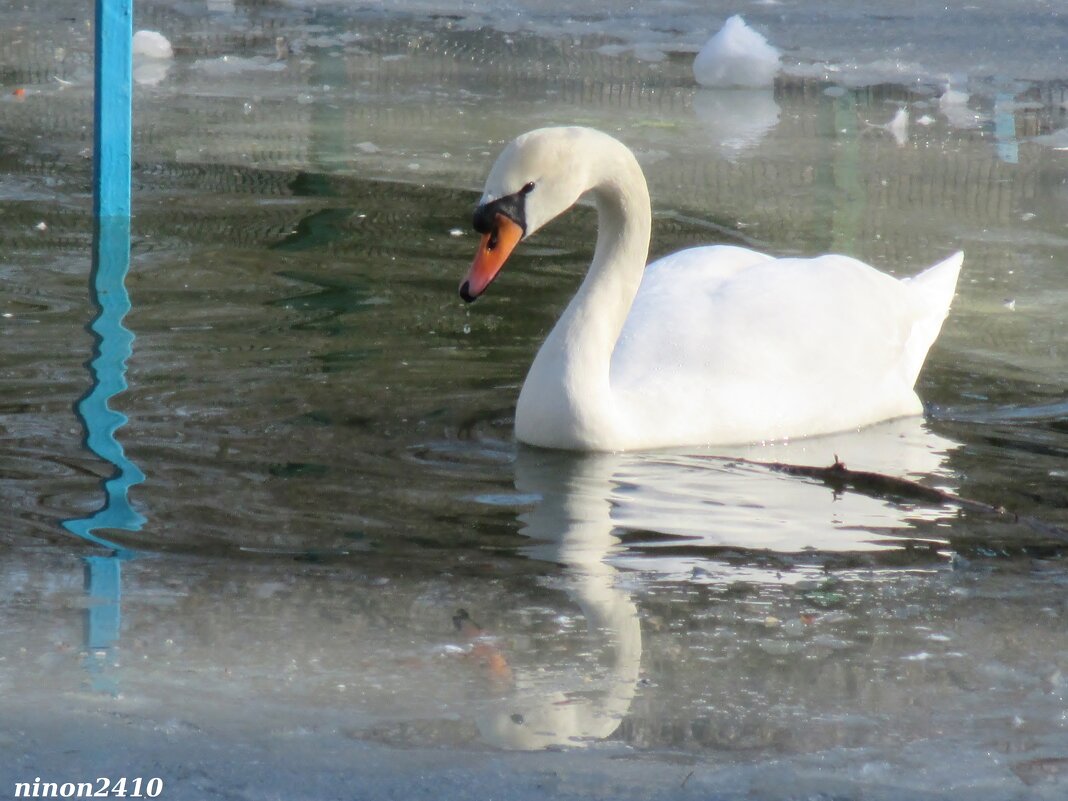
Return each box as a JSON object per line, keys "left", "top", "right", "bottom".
{"left": 610, "top": 249, "right": 956, "bottom": 447}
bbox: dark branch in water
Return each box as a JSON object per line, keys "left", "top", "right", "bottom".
{"left": 704, "top": 455, "right": 1068, "bottom": 544}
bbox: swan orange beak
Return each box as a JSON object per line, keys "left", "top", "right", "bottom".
{"left": 459, "top": 214, "right": 524, "bottom": 302}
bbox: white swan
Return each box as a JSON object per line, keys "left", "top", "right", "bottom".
{"left": 459, "top": 127, "right": 963, "bottom": 452}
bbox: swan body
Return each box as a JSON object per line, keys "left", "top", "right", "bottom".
{"left": 460, "top": 127, "right": 962, "bottom": 452}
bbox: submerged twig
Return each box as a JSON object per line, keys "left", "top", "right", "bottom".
{"left": 702, "top": 454, "right": 1068, "bottom": 544}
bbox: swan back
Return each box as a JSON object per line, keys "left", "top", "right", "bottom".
{"left": 609, "top": 248, "right": 963, "bottom": 448}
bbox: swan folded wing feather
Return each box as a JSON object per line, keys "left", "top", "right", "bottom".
{"left": 610, "top": 250, "right": 930, "bottom": 447}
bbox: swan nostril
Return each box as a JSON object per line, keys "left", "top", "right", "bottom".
{"left": 487, "top": 229, "right": 499, "bottom": 252}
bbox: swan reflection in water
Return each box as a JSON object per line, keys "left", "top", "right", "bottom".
{"left": 473, "top": 452, "right": 644, "bottom": 750}
{"left": 470, "top": 417, "right": 959, "bottom": 749}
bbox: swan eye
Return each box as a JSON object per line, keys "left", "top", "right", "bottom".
{"left": 520, "top": 181, "right": 535, "bottom": 195}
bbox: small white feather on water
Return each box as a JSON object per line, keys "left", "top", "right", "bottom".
{"left": 887, "top": 107, "right": 909, "bottom": 145}
{"left": 864, "top": 107, "right": 909, "bottom": 145}
{"left": 693, "top": 15, "right": 780, "bottom": 88}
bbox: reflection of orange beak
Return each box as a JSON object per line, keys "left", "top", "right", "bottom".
{"left": 453, "top": 608, "right": 514, "bottom": 686}
{"left": 459, "top": 214, "right": 524, "bottom": 302}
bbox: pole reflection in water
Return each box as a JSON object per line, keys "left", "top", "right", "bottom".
{"left": 994, "top": 91, "right": 1020, "bottom": 165}
{"left": 63, "top": 216, "right": 144, "bottom": 694}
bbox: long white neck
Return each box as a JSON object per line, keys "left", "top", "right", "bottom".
{"left": 516, "top": 142, "right": 651, "bottom": 450}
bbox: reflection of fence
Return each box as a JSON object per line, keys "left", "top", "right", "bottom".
{"left": 4, "top": 7, "right": 1067, "bottom": 272}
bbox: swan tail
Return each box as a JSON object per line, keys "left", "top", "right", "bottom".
{"left": 900, "top": 251, "right": 963, "bottom": 386}
{"left": 905, "top": 251, "right": 963, "bottom": 310}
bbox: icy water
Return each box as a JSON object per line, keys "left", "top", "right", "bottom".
{"left": 2, "top": 2, "right": 1068, "bottom": 798}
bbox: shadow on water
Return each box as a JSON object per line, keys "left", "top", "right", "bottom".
{"left": 61, "top": 217, "right": 144, "bottom": 693}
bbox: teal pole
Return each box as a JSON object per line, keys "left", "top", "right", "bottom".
{"left": 75, "top": 0, "right": 141, "bottom": 548}
{"left": 72, "top": 0, "right": 136, "bottom": 691}
{"left": 94, "top": 0, "right": 133, "bottom": 218}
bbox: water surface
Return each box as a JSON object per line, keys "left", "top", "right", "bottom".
{"left": 2, "top": 2, "right": 1067, "bottom": 798}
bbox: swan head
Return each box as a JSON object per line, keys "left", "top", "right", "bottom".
{"left": 460, "top": 127, "right": 597, "bottom": 302}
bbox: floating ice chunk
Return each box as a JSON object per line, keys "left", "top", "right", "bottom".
{"left": 995, "top": 100, "right": 1044, "bottom": 113}
{"left": 789, "top": 58, "right": 931, "bottom": 89}
{"left": 306, "top": 35, "right": 345, "bottom": 49}
{"left": 1029, "top": 128, "right": 1068, "bottom": 150}
{"left": 192, "top": 55, "right": 286, "bottom": 76}
{"left": 633, "top": 47, "right": 667, "bottom": 63}
{"left": 593, "top": 43, "right": 666, "bottom": 63}
{"left": 940, "top": 88, "right": 968, "bottom": 107}
{"left": 133, "top": 31, "right": 172, "bottom": 86}
{"left": 939, "top": 87, "right": 981, "bottom": 129}
{"left": 693, "top": 15, "right": 780, "bottom": 88}
{"left": 132, "top": 30, "right": 173, "bottom": 60}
